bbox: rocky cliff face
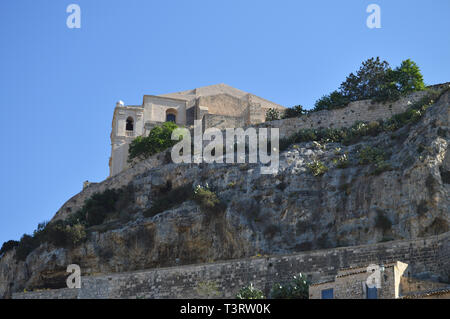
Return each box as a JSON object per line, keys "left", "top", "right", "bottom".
{"left": 1, "top": 91, "right": 449, "bottom": 298}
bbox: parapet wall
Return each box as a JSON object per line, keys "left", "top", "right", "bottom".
{"left": 12, "top": 232, "right": 449, "bottom": 299}
{"left": 258, "top": 91, "right": 430, "bottom": 139}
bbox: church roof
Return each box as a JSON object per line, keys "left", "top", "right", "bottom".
{"left": 158, "top": 83, "right": 285, "bottom": 110}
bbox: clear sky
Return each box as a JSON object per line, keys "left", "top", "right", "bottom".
{"left": 0, "top": 0, "right": 449, "bottom": 245}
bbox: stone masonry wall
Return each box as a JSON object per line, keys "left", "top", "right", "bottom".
{"left": 203, "top": 113, "right": 245, "bottom": 130}
{"left": 12, "top": 232, "right": 449, "bottom": 299}
{"left": 13, "top": 288, "right": 78, "bottom": 299}
{"left": 257, "top": 91, "right": 430, "bottom": 139}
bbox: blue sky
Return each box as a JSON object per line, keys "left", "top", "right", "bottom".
{"left": 0, "top": 0, "right": 449, "bottom": 245}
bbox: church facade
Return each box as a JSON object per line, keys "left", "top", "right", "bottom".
{"left": 109, "top": 84, "right": 285, "bottom": 176}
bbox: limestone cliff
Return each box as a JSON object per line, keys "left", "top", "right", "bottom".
{"left": 1, "top": 90, "right": 449, "bottom": 298}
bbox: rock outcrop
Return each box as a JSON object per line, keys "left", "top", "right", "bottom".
{"left": 1, "top": 90, "right": 449, "bottom": 298}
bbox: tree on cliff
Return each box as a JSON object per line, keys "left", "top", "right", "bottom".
{"left": 314, "top": 57, "right": 426, "bottom": 111}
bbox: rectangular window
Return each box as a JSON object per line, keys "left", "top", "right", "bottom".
{"left": 321, "top": 288, "right": 333, "bottom": 299}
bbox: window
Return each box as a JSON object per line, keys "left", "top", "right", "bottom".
{"left": 126, "top": 117, "right": 134, "bottom": 131}
{"left": 321, "top": 288, "right": 333, "bottom": 299}
{"left": 165, "top": 108, "right": 177, "bottom": 123}
{"left": 166, "top": 113, "right": 176, "bottom": 123}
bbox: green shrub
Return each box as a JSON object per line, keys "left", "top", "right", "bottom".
{"left": 270, "top": 273, "right": 309, "bottom": 299}
{"left": 265, "top": 108, "right": 281, "bottom": 121}
{"left": 69, "top": 186, "right": 135, "bottom": 227}
{"left": 15, "top": 234, "right": 39, "bottom": 261}
{"left": 10, "top": 186, "right": 135, "bottom": 261}
{"left": 128, "top": 122, "right": 180, "bottom": 162}
{"left": 307, "top": 160, "right": 328, "bottom": 176}
{"left": 236, "top": 283, "right": 265, "bottom": 299}
{"left": 84, "top": 190, "right": 119, "bottom": 226}
{"left": 357, "top": 146, "right": 392, "bottom": 175}
{"left": 144, "top": 184, "right": 193, "bottom": 218}
{"left": 282, "top": 105, "right": 305, "bottom": 119}
{"left": 193, "top": 184, "right": 225, "bottom": 214}
{"left": 12, "top": 219, "right": 87, "bottom": 261}
{"left": 0, "top": 240, "right": 19, "bottom": 256}
{"left": 358, "top": 146, "right": 386, "bottom": 165}
{"left": 372, "top": 161, "right": 393, "bottom": 175}
{"left": 314, "top": 90, "right": 351, "bottom": 111}
{"left": 332, "top": 153, "right": 349, "bottom": 169}
{"left": 37, "top": 221, "right": 87, "bottom": 248}
{"left": 270, "top": 283, "right": 290, "bottom": 299}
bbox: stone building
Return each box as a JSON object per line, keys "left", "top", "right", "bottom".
{"left": 309, "top": 261, "right": 450, "bottom": 299}
{"left": 109, "top": 84, "right": 285, "bottom": 176}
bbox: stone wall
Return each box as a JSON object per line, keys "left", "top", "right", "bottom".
{"left": 203, "top": 113, "right": 246, "bottom": 130}
{"left": 13, "top": 288, "right": 78, "bottom": 299}
{"left": 258, "top": 91, "right": 430, "bottom": 139}
{"left": 439, "top": 231, "right": 450, "bottom": 280}
{"left": 12, "top": 231, "right": 449, "bottom": 299}
{"left": 198, "top": 94, "right": 248, "bottom": 118}
{"left": 400, "top": 277, "right": 450, "bottom": 296}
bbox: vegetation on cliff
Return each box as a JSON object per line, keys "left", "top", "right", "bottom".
{"left": 143, "top": 183, "right": 224, "bottom": 218}
{"left": 2, "top": 185, "right": 136, "bottom": 261}
{"left": 314, "top": 57, "right": 426, "bottom": 111}
{"left": 236, "top": 283, "right": 265, "bottom": 299}
{"left": 269, "top": 273, "right": 309, "bottom": 299}
{"left": 14, "top": 221, "right": 87, "bottom": 261}
{"left": 267, "top": 57, "right": 426, "bottom": 120}
{"left": 128, "top": 122, "right": 180, "bottom": 162}
{"left": 0, "top": 240, "right": 19, "bottom": 256}
{"left": 236, "top": 273, "right": 310, "bottom": 299}
{"left": 279, "top": 88, "right": 446, "bottom": 152}
{"left": 68, "top": 185, "right": 136, "bottom": 227}
{"left": 266, "top": 105, "right": 306, "bottom": 121}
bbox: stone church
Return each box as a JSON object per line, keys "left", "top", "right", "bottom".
{"left": 109, "top": 84, "right": 285, "bottom": 176}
